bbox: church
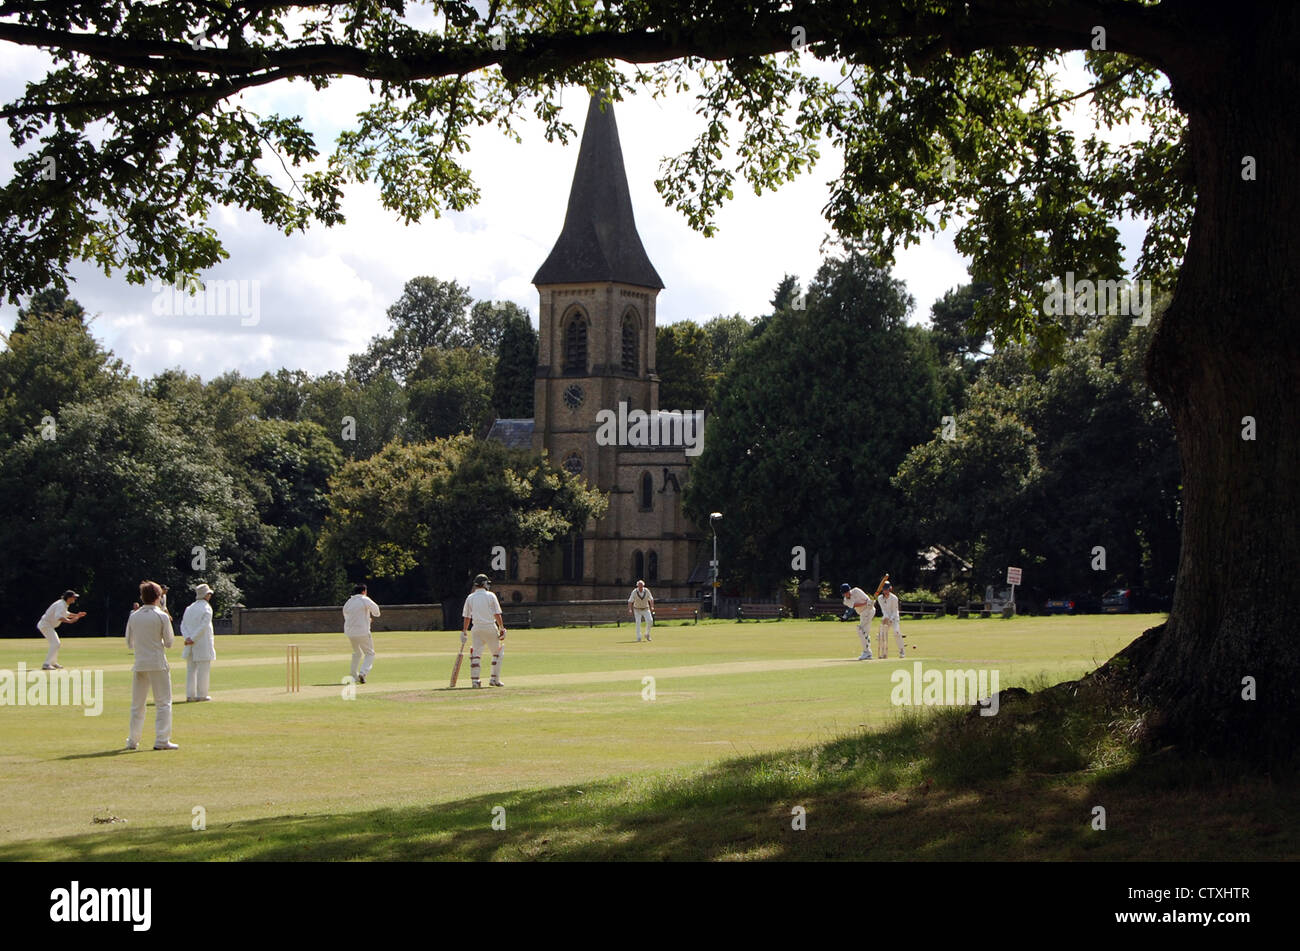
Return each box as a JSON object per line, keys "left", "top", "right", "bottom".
{"left": 486, "top": 93, "right": 707, "bottom": 604}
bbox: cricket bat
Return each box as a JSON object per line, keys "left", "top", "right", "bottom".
{"left": 871, "top": 573, "right": 890, "bottom": 601}
{"left": 449, "top": 644, "right": 465, "bottom": 688}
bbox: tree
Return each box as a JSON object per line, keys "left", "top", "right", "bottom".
{"left": 0, "top": 390, "right": 253, "bottom": 632}
{"left": 467, "top": 300, "right": 530, "bottom": 352}
{"left": 1, "top": 1, "right": 1295, "bottom": 757}
{"left": 235, "top": 419, "right": 344, "bottom": 530}
{"left": 895, "top": 314, "right": 1182, "bottom": 599}
{"left": 684, "top": 253, "right": 943, "bottom": 593}
{"left": 0, "top": 288, "right": 131, "bottom": 447}
{"left": 250, "top": 369, "right": 313, "bottom": 421}
{"left": 928, "top": 284, "right": 992, "bottom": 408}
{"left": 655, "top": 321, "right": 711, "bottom": 411}
{"left": 702, "top": 314, "right": 756, "bottom": 376}
{"left": 406, "top": 346, "right": 496, "bottom": 440}
{"left": 319, "top": 435, "right": 607, "bottom": 604}
{"left": 491, "top": 311, "right": 538, "bottom": 419}
{"left": 240, "top": 523, "right": 348, "bottom": 608}
{"left": 348, "top": 277, "right": 476, "bottom": 384}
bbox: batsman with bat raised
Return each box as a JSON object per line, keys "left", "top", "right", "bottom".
{"left": 460, "top": 573, "right": 506, "bottom": 688}
{"left": 841, "top": 574, "right": 890, "bottom": 661}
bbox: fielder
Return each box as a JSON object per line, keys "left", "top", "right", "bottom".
{"left": 461, "top": 574, "right": 506, "bottom": 688}
{"left": 342, "top": 583, "right": 382, "bottom": 684}
{"left": 875, "top": 581, "right": 905, "bottom": 658}
{"left": 37, "top": 589, "right": 87, "bottom": 670}
{"left": 125, "top": 581, "right": 178, "bottom": 750}
{"left": 628, "top": 579, "right": 654, "bottom": 642}
{"left": 181, "top": 583, "right": 216, "bottom": 701}
{"left": 840, "top": 583, "right": 875, "bottom": 660}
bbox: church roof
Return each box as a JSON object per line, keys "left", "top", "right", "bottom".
{"left": 485, "top": 418, "right": 535, "bottom": 449}
{"left": 533, "top": 93, "right": 664, "bottom": 290}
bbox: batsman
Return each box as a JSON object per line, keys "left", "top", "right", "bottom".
{"left": 841, "top": 574, "right": 890, "bottom": 661}
{"left": 460, "top": 573, "right": 506, "bottom": 688}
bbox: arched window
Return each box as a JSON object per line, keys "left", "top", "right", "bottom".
{"left": 564, "top": 312, "right": 588, "bottom": 374}
{"left": 633, "top": 550, "right": 645, "bottom": 580}
{"left": 640, "top": 471, "right": 654, "bottom": 510}
{"left": 647, "top": 551, "right": 659, "bottom": 583}
{"left": 621, "top": 311, "right": 638, "bottom": 374}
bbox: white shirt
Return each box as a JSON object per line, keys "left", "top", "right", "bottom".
{"left": 343, "top": 594, "right": 382, "bottom": 637}
{"left": 38, "top": 599, "right": 73, "bottom": 632}
{"left": 878, "top": 592, "right": 900, "bottom": 621}
{"left": 462, "top": 588, "right": 503, "bottom": 629}
{"left": 629, "top": 586, "right": 654, "bottom": 610}
{"left": 126, "top": 604, "right": 175, "bottom": 672}
{"left": 181, "top": 599, "right": 216, "bottom": 661}
{"left": 843, "top": 587, "right": 873, "bottom": 617}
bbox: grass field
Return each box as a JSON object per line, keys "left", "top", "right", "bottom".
{"left": 1, "top": 614, "right": 1293, "bottom": 861}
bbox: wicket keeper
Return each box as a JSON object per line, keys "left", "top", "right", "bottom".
{"left": 875, "top": 581, "right": 905, "bottom": 658}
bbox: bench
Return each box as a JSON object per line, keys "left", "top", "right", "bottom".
{"left": 650, "top": 603, "right": 699, "bottom": 624}
{"left": 551, "top": 610, "right": 623, "bottom": 628}
{"left": 501, "top": 610, "right": 532, "bottom": 629}
{"left": 737, "top": 603, "right": 785, "bottom": 621}
{"left": 898, "top": 601, "right": 944, "bottom": 619}
{"left": 810, "top": 599, "right": 850, "bottom": 619}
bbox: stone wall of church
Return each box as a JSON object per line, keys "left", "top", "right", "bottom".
{"left": 530, "top": 280, "right": 702, "bottom": 600}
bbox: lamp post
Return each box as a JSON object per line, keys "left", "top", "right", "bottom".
{"left": 709, "top": 512, "right": 722, "bottom": 615}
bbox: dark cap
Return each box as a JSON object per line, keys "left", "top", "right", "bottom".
{"left": 882, "top": 581, "right": 892, "bottom": 589}
{"left": 62, "top": 589, "right": 79, "bottom": 600}
{"left": 839, "top": 583, "right": 850, "bottom": 593}
{"left": 473, "top": 573, "right": 491, "bottom": 588}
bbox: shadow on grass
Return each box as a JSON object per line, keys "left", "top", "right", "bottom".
{"left": 56, "top": 749, "right": 135, "bottom": 761}
{"left": 9, "top": 676, "right": 1296, "bottom": 862}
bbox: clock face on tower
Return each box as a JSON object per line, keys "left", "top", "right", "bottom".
{"left": 563, "top": 383, "right": 585, "bottom": 409}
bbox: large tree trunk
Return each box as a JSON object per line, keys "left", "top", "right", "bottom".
{"left": 1139, "top": 3, "right": 1300, "bottom": 761}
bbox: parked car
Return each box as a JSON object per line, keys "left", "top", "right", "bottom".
{"left": 1101, "top": 587, "right": 1172, "bottom": 613}
{"left": 1044, "top": 592, "right": 1102, "bottom": 614}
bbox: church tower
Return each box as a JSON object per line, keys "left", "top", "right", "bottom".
{"left": 490, "top": 92, "right": 701, "bottom": 602}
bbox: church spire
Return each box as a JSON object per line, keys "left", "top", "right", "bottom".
{"left": 533, "top": 92, "right": 664, "bottom": 290}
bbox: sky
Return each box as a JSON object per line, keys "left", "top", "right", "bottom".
{"left": 0, "top": 39, "right": 1147, "bottom": 384}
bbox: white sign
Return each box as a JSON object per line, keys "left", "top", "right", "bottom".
{"left": 1007, "top": 567, "right": 1023, "bottom": 586}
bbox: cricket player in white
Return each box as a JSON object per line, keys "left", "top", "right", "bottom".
{"left": 125, "top": 580, "right": 178, "bottom": 750}
{"left": 461, "top": 574, "right": 505, "bottom": 687}
{"left": 628, "top": 580, "right": 654, "bottom": 642}
{"left": 181, "top": 583, "right": 216, "bottom": 701}
{"left": 37, "top": 589, "right": 86, "bottom": 669}
{"left": 840, "top": 583, "right": 875, "bottom": 660}
{"left": 342, "top": 584, "right": 382, "bottom": 684}
{"left": 875, "top": 582, "right": 905, "bottom": 658}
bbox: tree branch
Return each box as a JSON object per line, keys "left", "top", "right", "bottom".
{"left": 0, "top": 0, "right": 1185, "bottom": 112}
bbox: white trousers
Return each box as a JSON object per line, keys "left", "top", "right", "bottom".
{"left": 633, "top": 608, "right": 653, "bottom": 640}
{"left": 877, "top": 617, "right": 904, "bottom": 657}
{"left": 186, "top": 660, "right": 211, "bottom": 699}
{"left": 348, "top": 634, "right": 376, "bottom": 678}
{"left": 856, "top": 612, "right": 873, "bottom": 657}
{"left": 39, "top": 625, "right": 60, "bottom": 666}
{"left": 129, "top": 669, "right": 173, "bottom": 746}
{"left": 470, "top": 627, "right": 502, "bottom": 683}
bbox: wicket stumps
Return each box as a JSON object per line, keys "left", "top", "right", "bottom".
{"left": 286, "top": 644, "right": 300, "bottom": 693}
